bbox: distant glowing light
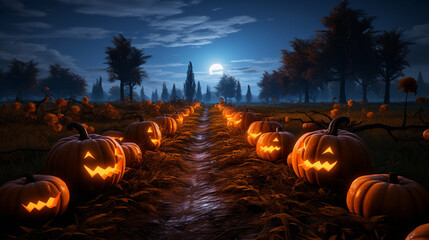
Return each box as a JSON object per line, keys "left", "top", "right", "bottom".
{"left": 209, "top": 64, "right": 223, "bottom": 75}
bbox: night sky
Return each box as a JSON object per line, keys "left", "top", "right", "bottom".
{"left": 1, "top": 0, "right": 428, "bottom": 97}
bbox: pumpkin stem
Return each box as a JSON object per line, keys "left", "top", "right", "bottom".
{"left": 67, "top": 122, "right": 91, "bottom": 141}
{"left": 136, "top": 114, "right": 144, "bottom": 122}
{"left": 326, "top": 116, "right": 350, "bottom": 136}
{"left": 276, "top": 127, "right": 280, "bottom": 133}
{"left": 25, "top": 173, "right": 36, "bottom": 184}
{"left": 387, "top": 172, "right": 400, "bottom": 184}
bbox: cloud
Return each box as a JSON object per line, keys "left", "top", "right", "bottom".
{"left": 404, "top": 23, "right": 429, "bottom": 68}
{"left": 0, "top": 41, "right": 80, "bottom": 74}
{"left": 2, "top": 0, "right": 46, "bottom": 17}
{"left": 56, "top": 0, "right": 193, "bottom": 19}
{"left": 145, "top": 63, "right": 185, "bottom": 68}
{"left": 230, "top": 58, "right": 279, "bottom": 64}
{"left": 0, "top": 27, "right": 113, "bottom": 40}
{"left": 14, "top": 22, "right": 52, "bottom": 32}
{"left": 212, "top": 7, "right": 222, "bottom": 11}
{"left": 229, "top": 66, "right": 258, "bottom": 74}
{"left": 142, "top": 15, "right": 257, "bottom": 47}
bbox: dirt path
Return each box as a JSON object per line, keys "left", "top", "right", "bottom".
{"left": 158, "top": 107, "right": 230, "bottom": 239}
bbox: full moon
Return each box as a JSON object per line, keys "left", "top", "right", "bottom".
{"left": 209, "top": 64, "right": 223, "bottom": 75}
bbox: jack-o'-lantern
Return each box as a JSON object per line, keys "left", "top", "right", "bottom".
{"left": 120, "top": 142, "right": 142, "bottom": 167}
{"left": 288, "top": 116, "right": 372, "bottom": 187}
{"left": 182, "top": 108, "right": 191, "bottom": 117}
{"left": 171, "top": 112, "right": 184, "bottom": 125}
{"left": 102, "top": 130, "right": 125, "bottom": 142}
{"left": 45, "top": 122, "right": 125, "bottom": 195}
{"left": 247, "top": 121, "right": 283, "bottom": 146}
{"left": 347, "top": 173, "right": 429, "bottom": 222}
{"left": 222, "top": 107, "right": 237, "bottom": 119}
{"left": 188, "top": 106, "right": 194, "bottom": 114}
{"left": 124, "top": 120, "right": 162, "bottom": 150}
{"left": 256, "top": 128, "right": 297, "bottom": 162}
{"left": 0, "top": 174, "right": 70, "bottom": 222}
{"left": 406, "top": 223, "right": 429, "bottom": 240}
{"left": 154, "top": 116, "right": 177, "bottom": 135}
{"left": 423, "top": 129, "right": 429, "bottom": 140}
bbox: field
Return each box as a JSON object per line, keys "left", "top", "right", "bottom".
{"left": 0, "top": 98, "right": 428, "bottom": 239}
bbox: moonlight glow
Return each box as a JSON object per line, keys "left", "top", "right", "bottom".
{"left": 209, "top": 64, "right": 223, "bottom": 75}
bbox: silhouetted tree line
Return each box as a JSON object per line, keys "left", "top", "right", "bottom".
{"left": 0, "top": 59, "right": 87, "bottom": 99}
{"left": 258, "top": 0, "right": 424, "bottom": 104}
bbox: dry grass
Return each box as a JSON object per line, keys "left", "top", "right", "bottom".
{"left": 0, "top": 108, "right": 202, "bottom": 240}
{"left": 206, "top": 105, "right": 428, "bottom": 240}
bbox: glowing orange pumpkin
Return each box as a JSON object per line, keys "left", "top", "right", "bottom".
{"left": 0, "top": 174, "right": 70, "bottom": 222}
{"left": 302, "top": 122, "right": 319, "bottom": 132}
{"left": 45, "top": 122, "right": 125, "bottom": 195}
{"left": 246, "top": 121, "right": 283, "bottom": 146}
{"left": 171, "top": 112, "right": 184, "bottom": 125}
{"left": 288, "top": 116, "right": 372, "bottom": 187}
{"left": 124, "top": 120, "right": 162, "bottom": 150}
{"left": 256, "top": 128, "right": 297, "bottom": 162}
{"left": 347, "top": 173, "right": 429, "bottom": 222}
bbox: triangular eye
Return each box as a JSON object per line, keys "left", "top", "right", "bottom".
{"left": 273, "top": 137, "right": 279, "bottom": 142}
{"left": 115, "top": 147, "right": 123, "bottom": 157}
{"left": 84, "top": 151, "right": 95, "bottom": 159}
{"left": 147, "top": 127, "right": 153, "bottom": 133}
{"left": 322, "top": 147, "right": 334, "bottom": 155}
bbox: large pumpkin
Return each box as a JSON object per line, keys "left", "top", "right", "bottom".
{"left": 347, "top": 173, "right": 429, "bottom": 222}
{"left": 247, "top": 120, "right": 283, "bottom": 146}
{"left": 0, "top": 174, "right": 70, "bottom": 222}
{"left": 124, "top": 120, "right": 162, "bottom": 150}
{"left": 406, "top": 223, "right": 429, "bottom": 240}
{"left": 45, "top": 122, "right": 125, "bottom": 195}
{"left": 102, "top": 130, "right": 125, "bottom": 142}
{"left": 256, "top": 128, "right": 297, "bottom": 162}
{"left": 154, "top": 116, "right": 178, "bottom": 135}
{"left": 288, "top": 116, "right": 372, "bottom": 187}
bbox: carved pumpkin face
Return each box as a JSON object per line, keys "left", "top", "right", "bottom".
{"left": 0, "top": 174, "right": 70, "bottom": 222}
{"left": 288, "top": 116, "right": 372, "bottom": 187}
{"left": 256, "top": 129, "right": 297, "bottom": 162}
{"left": 45, "top": 122, "right": 125, "bottom": 195}
{"left": 124, "top": 121, "right": 162, "bottom": 150}
{"left": 246, "top": 121, "right": 283, "bottom": 146}
{"left": 171, "top": 113, "right": 184, "bottom": 125}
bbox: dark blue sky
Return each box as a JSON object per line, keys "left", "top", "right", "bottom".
{"left": 1, "top": 0, "right": 428, "bottom": 97}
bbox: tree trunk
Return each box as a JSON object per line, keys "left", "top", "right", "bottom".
{"left": 339, "top": 76, "right": 346, "bottom": 104}
{"left": 120, "top": 81, "right": 124, "bottom": 102}
{"left": 402, "top": 92, "right": 408, "bottom": 127}
{"left": 383, "top": 79, "right": 390, "bottom": 104}
{"left": 362, "top": 84, "right": 368, "bottom": 103}
{"left": 129, "top": 83, "right": 133, "bottom": 102}
{"left": 304, "top": 84, "right": 309, "bottom": 103}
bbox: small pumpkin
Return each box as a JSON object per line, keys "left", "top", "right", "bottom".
{"left": 237, "top": 109, "right": 258, "bottom": 132}
{"left": 124, "top": 119, "right": 162, "bottom": 150}
{"left": 102, "top": 130, "right": 125, "bottom": 142}
{"left": 347, "top": 173, "right": 429, "bottom": 222}
{"left": 423, "top": 129, "right": 429, "bottom": 140}
{"left": 0, "top": 174, "right": 70, "bottom": 222}
{"left": 45, "top": 122, "right": 125, "bottom": 195}
{"left": 247, "top": 120, "right": 283, "bottom": 146}
{"left": 302, "top": 122, "right": 319, "bottom": 132}
{"left": 405, "top": 223, "right": 429, "bottom": 240}
{"left": 256, "top": 128, "right": 297, "bottom": 162}
{"left": 188, "top": 106, "right": 194, "bottom": 114}
{"left": 288, "top": 116, "right": 372, "bottom": 187}
{"left": 222, "top": 107, "right": 237, "bottom": 119}
{"left": 120, "top": 142, "right": 142, "bottom": 167}
{"left": 182, "top": 108, "right": 191, "bottom": 117}
{"left": 154, "top": 116, "right": 177, "bottom": 135}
